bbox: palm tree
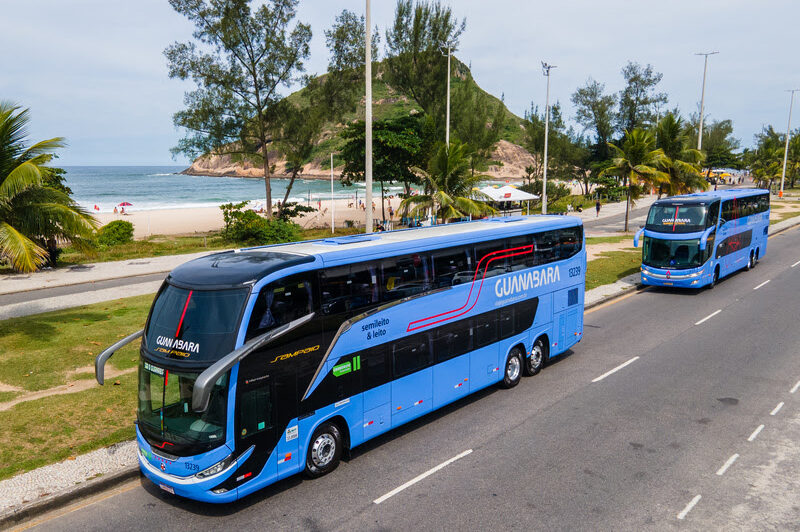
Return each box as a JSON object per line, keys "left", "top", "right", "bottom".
{"left": 0, "top": 102, "right": 97, "bottom": 272}
{"left": 400, "top": 142, "right": 496, "bottom": 223}
{"left": 655, "top": 114, "right": 707, "bottom": 196}
{"left": 601, "top": 129, "right": 669, "bottom": 232}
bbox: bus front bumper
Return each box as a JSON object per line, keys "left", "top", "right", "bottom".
{"left": 641, "top": 267, "right": 709, "bottom": 288}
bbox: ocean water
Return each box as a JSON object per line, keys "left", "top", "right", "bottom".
{"left": 64, "top": 166, "right": 411, "bottom": 214}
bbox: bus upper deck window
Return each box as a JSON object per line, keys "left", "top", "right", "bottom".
{"left": 247, "top": 274, "right": 315, "bottom": 339}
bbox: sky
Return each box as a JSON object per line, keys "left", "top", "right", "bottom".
{"left": 3, "top": 0, "right": 799, "bottom": 166}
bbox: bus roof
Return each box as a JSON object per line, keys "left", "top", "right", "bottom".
{"left": 653, "top": 188, "right": 768, "bottom": 205}
{"left": 168, "top": 215, "right": 582, "bottom": 288}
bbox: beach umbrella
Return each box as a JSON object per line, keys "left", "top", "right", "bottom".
{"left": 118, "top": 202, "right": 133, "bottom": 206}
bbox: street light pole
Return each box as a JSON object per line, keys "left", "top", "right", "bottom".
{"left": 541, "top": 62, "right": 556, "bottom": 215}
{"left": 780, "top": 89, "right": 800, "bottom": 198}
{"left": 364, "top": 0, "right": 373, "bottom": 233}
{"left": 443, "top": 46, "right": 451, "bottom": 146}
{"left": 695, "top": 51, "right": 718, "bottom": 151}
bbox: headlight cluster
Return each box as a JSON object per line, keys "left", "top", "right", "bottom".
{"left": 196, "top": 454, "right": 234, "bottom": 479}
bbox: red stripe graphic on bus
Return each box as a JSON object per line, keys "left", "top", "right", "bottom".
{"left": 406, "top": 245, "right": 533, "bottom": 332}
{"left": 175, "top": 290, "right": 193, "bottom": 338}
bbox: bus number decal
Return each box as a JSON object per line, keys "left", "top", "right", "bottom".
{"left": 568, "top": 266, "right": 581, "bottom": 278}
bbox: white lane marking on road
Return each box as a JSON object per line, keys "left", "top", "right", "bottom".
{"left": 770, "top": 402, "right": 784, "bottom": 416}
{"left": 716, "top": 453, "right": 740, "bottom": 476}
{"left": 695, "top": 309, "right": 722, "bottom": 326}
{"left": 591, "top": 356, "right": 640, "bottom": 383}
{"left": 373, "top": 449, "right": 473, "bottom": 504}
{"left": 747, "top": 424, "right": 765, "bottom": 442}
{"left": 677, "top": 494, "right": 702, "bottom": 520}
{"left": 791, "top": 380, "right": 800, "bottom": 394}
{"left": 791, "top": 260, "right": 800, "bottom": 268}
{"left": 753, "top": 280, "right": 771, "bottom": 290}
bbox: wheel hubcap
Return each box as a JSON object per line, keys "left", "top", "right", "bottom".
{"left": 311, "top": 433, "right": 336, "bottom": 467}
{"left": 507, "top": 355, "right": 520, "bottom": 381}
{"left": 530, "top": 345, "right": 543, "bottom": 369}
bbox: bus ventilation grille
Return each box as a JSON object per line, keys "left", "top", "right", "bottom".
{"left": 317, "top": 234, "right": 381, "bottom": 245}
{"left": 483, "top": 216, "right": 526, "bottom": 223}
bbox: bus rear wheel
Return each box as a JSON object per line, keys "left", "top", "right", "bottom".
{"left": 502, "top": 348, "right": 523, "bottom": 388}
{"left": 746, "top": 250, "right": 754, "bottom": 270}
{"left": 525, "top": 338, "right": 549, "bottom": 376}
{"left": 305, "top": 422, "right": 343, "bottom": 478}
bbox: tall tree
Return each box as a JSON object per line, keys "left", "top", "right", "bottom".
{"left": 571, "top": 78, "right": 616, "bottom": 161}
{"left": 271, "top": 9, "right": 375, "bottom": 212}
{"left": 688, "top": 117, "right": 740, "bottom": 179}
{"left": 400, "top": 141, "right": 495, "bottom": 222}
{"left": 602, "top": 129, "right": 669, "bottom": 232}
{"left": 384, "top": 0, "right": 465, "bottom": 131}
{"left": 655, "top": 113, "right": 706, "bottom": 196}
{"left": 0, "top": 102, "right": 96, "bottom": 272}
{"left": 616, "top": 62, "right": 668, "bottom": 133}
{"left": 747, "top": 126, "right": 783, "bottom": 189}
{"left": 165, "top": 0, "right": 312, "bottom": 218}
{"left": 451, "top": 75, "right": 506, "bottom": 175}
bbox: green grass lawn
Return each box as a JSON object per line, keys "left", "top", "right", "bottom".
{"left": 586, "top": 250, "right": 642, "bottom": 291}
{"left": 769, "top": 208, "right": 800, "bottom": 226}
{"left": 586, "top": 235, "right": 634, "bottom": 245}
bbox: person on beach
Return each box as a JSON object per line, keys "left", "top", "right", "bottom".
{"left": 595, "top": 200, "right": 601, "bottom": 217}
{"left": 388, "top": 205, "right": 394, "bottom": 219}
{"left": 121, "top": 206, "right": 126, "bottom": 215}
{"left": 113, "top": 206, "right": 118, "bottom": 214}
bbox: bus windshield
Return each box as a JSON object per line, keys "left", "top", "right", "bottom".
{"left": 646, "top": 204, "right": 709, "bottom": 233}
{"left": 642, "top": 237, "right": 706, "bottom": 269}
{"left": 145, "top": 285, "right": 248, "bottom": 362}
{"left": 137, "top": 359, "right": 228, "bottom": 453}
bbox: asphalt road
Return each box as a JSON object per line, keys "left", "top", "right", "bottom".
{"left": 0, "top": 273, "right": 166, "bottom": 306}
{"left": 22, "top": 226, "right": 800, "bottom": 531}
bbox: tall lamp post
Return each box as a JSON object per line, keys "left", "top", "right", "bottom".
{"left": 780, "top": 89, "right": 800, "bottom": 198}
{"left": 364, "top": 0, "right": 373, "bottom": 232}
{"left": 441, "top": 45, "right": 452, "bottom": 146}
{"left": 541, "top": 62, "right": 556, "bottom": 215}
{"left": 695, "top": 51, "right": 718, "bottom": 151}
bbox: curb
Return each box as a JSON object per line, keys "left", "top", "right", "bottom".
{"left": 0, "top": 467, "right": 140, "bottom": 530}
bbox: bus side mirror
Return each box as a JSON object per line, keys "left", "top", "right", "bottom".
{"left": 95, "top": 329, "right": 143, "bottom": 385}
{"left": 633, "top": 227, "right": 645, "bottom": 248}
{"left": 191, "top": 312, "right": 315, "bottom": 413}
{"left": 699, "top": 226, "right": 716, "bottom": 251}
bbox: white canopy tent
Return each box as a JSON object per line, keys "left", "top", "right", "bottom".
{"left": 478, "top": 185, "right": 539, "bottom": 202}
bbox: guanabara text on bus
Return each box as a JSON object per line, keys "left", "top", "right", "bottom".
{"left": 96, "top": 216, "right": 586, "bottom": 502}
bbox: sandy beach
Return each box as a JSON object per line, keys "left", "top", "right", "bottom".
{"left": 97, "top": 196, "right": 407, "bottom": 238}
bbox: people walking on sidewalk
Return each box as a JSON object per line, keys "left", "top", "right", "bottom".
{"left": 595, "top": 200, "right": 601, "bottom": 217}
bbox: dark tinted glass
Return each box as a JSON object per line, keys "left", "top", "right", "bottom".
{"left": 246, "top": 274, "right": 315, "bottom": 340}
{"left": 320, "top": 263, "right": 379, "bottom": 315}
{"left": 432, "top": 246, "right": 473, "bottom": 287}
{"left": 473, "top": 313, "right": 498, "bottom": 348}
{"left": 381, "top": 253, "right": 432, "bottom": 301}
{"left": 535, "top": 231, "right": 560, "bottom": 264}
{"left": 432, "top": 320, "right": 472, "bottom": 362}
{"left": 238, "top": 386, "right": 272, "bottom": 440}
{"left": 393, "top": 336, "right": 433, "bottom": 377}
{"left": 475, "top": 240, "right": 509, "bottom": 279}
{"left": 498, "top": 307, "right": 515, "bottom": 338}
{"left": 646, "top": 204, "right": 709, "bottom": 232}
{"left": 362, "top": 346, "right": 390, "bottom": 390}
{"left": 557, "top": 227, "right": 583, "bottom": 259}
{"left": 507, "top": 236, "right": 535, "bottom": 271}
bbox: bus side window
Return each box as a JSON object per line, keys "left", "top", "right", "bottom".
{"left": 392, "top": 334, "right": 433, "bottom": 377}
{"left": 498, "top": 306, "right": 515, "bottom": 339}
{"left": 247, "top": 274, "right": 315, "bottom": 340}
{"left": 432, "top": 320, "right": 472, "bottom": 362}
{"left": 361, "top": 346, "right": 390, "bottom": 391}
{"left": 507, "top": 236, "right": 534, "bottom": 271}
{"left": 557, "top": 227, "right": 582, "bottom": 260}
{"left": 432, "top": 246, "right": 472, "bottom": 287}
{"left": 535, "top": 231, "right": 559, "bottom": 265}
{"left": 473, "top": 313, "right": 498, "bottom": 348}
{"left": 707, "top": 201, "right": 720, "bottom": 227}
{"left": 381, "top": 253, "right": 431, "bottom": 301}
{"left": 475, "top": 240, "right": 509, "bottom": 278}
{"left": 320, "top": 263, "right": 379, "bottom": 315}
{"left": 238, "top": 385, "right": 272, "bottom": 439}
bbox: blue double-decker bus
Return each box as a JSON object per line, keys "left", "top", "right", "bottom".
{"left": 96, "top": 215, "right": 586, "bottom": 502}
{"left": 634, "top": 189, "right": 770, "bottom": 288}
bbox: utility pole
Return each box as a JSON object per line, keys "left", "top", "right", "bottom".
{"left": 442, "top": 45, "right": 452, "bottom": 146}
{"left": 541, "top": 62, "right": 556, "bottom": 215}
{"left": 695, "top": 51, "right": 718, "bottom": 151}
{"left": 331, "top": 152, "right": 335, "bottom": 234}
{"left": 780, "top": 89, "right": 800, "bottom": 198}
{"left": 365, "top": 0, "right": 373, "bottom": 233}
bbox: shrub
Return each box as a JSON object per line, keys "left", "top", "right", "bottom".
{"left": 97, "top": 220, "right": 134, "bottom": 246}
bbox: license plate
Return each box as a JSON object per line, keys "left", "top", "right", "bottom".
{"left": 159, "top": 483, "right": 174, "bottom": 495}
{"left": 663, "top": 282, "right": 673, "bottom": 286}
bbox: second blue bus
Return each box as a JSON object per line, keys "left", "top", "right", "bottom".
{"left": 635, "top": 188, "right": 770, "bottom": 288}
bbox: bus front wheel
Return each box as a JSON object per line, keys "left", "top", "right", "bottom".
{"left": 502, "top": 348, "right": 523, "bottom": 388}
{"left": 305, "top": 422, "right": 343, "bottom": 478}
{"left": 709, "top": 266, "right": 719, "bottom": 289}
{"left": 525, "top": 338, "right": 549, "bottom": 376}
{"left": 746, "top": 250, "right": 754, "bottom": 270}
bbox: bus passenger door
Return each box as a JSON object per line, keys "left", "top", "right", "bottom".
{"left": 391, "top": 336, "right": 433, "bottom": 427}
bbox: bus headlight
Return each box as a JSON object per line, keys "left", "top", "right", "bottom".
{"left": 196, "top": 454, "right": 234, "bottom": 479}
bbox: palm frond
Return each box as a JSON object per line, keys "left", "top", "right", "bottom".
{"left": 0, "top": 221, "right": 48, "bottom": 273}
{"left": 0, "top": 160, "right": 43, "bottom": 200}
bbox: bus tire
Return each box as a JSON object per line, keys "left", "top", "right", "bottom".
{"left": 525, "top": 337, "right": 549, "bottom": 376}
{"left": 709, "top": 266, "right": 719, "bottom": 289}
{"left": 305, "top": 422, "right": 343, "bottom": 479}
{"left": 746, "top": 250, "right": 754, "bottom": 270}
{"left": 501, "top": 347, "right": 523, "bottom": 388}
